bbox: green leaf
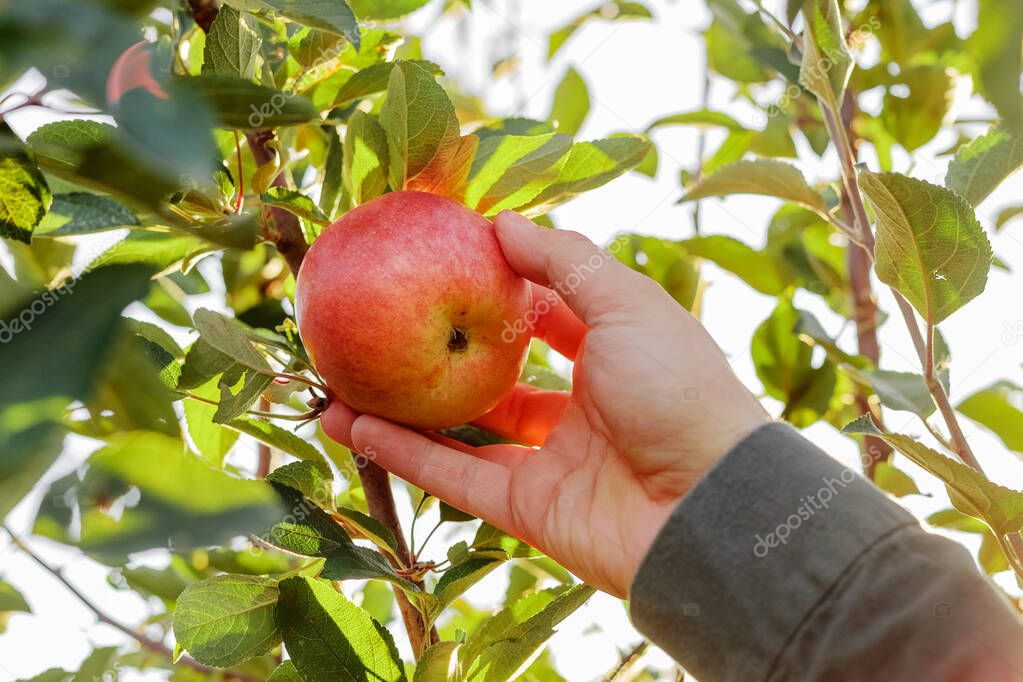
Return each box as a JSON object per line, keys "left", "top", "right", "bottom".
{"left": 881, "top": 65, "right": 954, "bottom": 152}
{"left": 203, "top": 5, "right": 260, "bottom": 78}
{"left": 549, "top": 67, "right": 590, "bottom": 135}
{"left": 415, "top": 642, "right": 461, "bottom": 682}
{"left": 35, "top": 192, "right": 139, "bottom": 236}
{"left": 464, "top": 133, "right": 572, "bottom": 216}
{"left": 0, "top": 579, "right": 30, "bottom": 613}
{"left": 268, "top": 661, "right": 304, "bottom": 682}
{"left": 957, "top": 381, "right": 1023, "bottom": 455}
{"left": 0, "top": 124, "right": 52, "bottom": 243}
{"left": 349, "top": 0, "right": 431, "bottom": 20}
{"left": 267, "top": 460, "right": 332, "bottom": 504}
{"left": 873, "top": 461, "right": 921, "bottom": 498}
{"left": 71, "top": 431, "right": 282, "bottom": 555}
{"left": 71, "top": 647, "right": 118, "bottom": 682}
{"left": 1, "top": 264, "right": 154, "bottom": 519}
{"left": 185, "top": 383, "right": 241, "bottom": 467}
{"left": 319, "top": 541, "right": 416, "bottom": 591}
{"left": 261, "top": 187, "right": 328, "bottom": 224}
{"left": 440, "top": 501, "right": 476, "bottom": 523}
{"left": 343, "top": 110, "right": 390, "bottom": 206}
{"left": 87, "top": 231, "right": 209, "bottom": 273}
{"left": 927, "top": 508, "right": 989, "bottom": 534}
{"left": 646, "top": 109, "right": 746, "bottom": 132}
{"left": 464, "top": 585, "right": 595, "bottom": 681}
{"left": 25, "top": 120, "right": 184, "bottom": 210}
{"left": 979, "top": 530, "right": 1010, "bottom": 575}
{"left": 843, "top": 366, "right": 935, "bottom": 417}
{"left": 521, "top": 136, "right": 651, "bottom": 216}
{"left": 752, "top": 298, "right": 836, "bottom": 427}
{"left": 679, "top": 159, "right": 826, "bottom": 215}
{"left": 333, "top": 506, "right": 399, "bottom": 556}
{"left": 229, "top": 416, "right": 330, "bottom": 472}
{"left": 859, "top": 171, "right": 992, "bottom": 323}
{"left": 173, "top": 574, "right": 281, "bottom": 667}
{"left": 844, "top": 416, "right": 1023, "bottom": 535}
{"left": 261, "top": 0, "right": 361, "bottom": 48}
{"left": 328, "top": 59, "right": 442, "bottom": 108}
{"left": 799, "top": 0, "right": 853, "bottom": 107}
{"left": 193, "top": 308, "right": 273, "bottom": 375}
{"left": 995, "top": 205, "right": 1023, "bottom": 231}
{"left": 547, "top": 1, "right": 652, "bottom": 60}
{"left": 276, "top": 576, "right": 405, "bottom": 682}
{"left": 967, "top": 0, "right": 1023, "bottom": 134}
{"left": 429, "top": 557, "right": 504, "bottom": 619}
{"left": 945, "top": 127, "right": 1023, "bottom": 207}
{"left": 265, "top": 486, "right": 352, "bottom": 556}
{"left": 380, "top": 61, "right": 461, "bottom": 191}
{"left": 610, "top": 234, "right": 701, "bottom": 311}
{"left": 678, "top": 235, "right": 792, "bottom": 296}
{"left": 179, "top": 75, "right": 319, "bottom": 129}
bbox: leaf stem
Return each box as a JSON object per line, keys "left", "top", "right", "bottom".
{"left": 0, "top": 525, "right": 259, "bottom": 681}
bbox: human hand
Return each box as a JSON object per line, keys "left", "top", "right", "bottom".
{"left": 321, "top": 211, "right": 770, "bottom": 598}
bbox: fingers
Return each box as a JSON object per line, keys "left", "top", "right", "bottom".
{"left": 320, "top": 398, "right": 361, "bottom": 448}
{"left": 472, "top": 383, "right": 569, "bottom": 446}
{"left": 351, "top": 415, "right": 515, "bottom": 530}
{"left": 495, "top": 211, "right": 652, "bottom": 326}
{"left": 527, "top": 283, "right": 586, "bottom": 360}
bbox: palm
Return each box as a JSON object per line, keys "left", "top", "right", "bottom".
{"left": 323, "top": 214, "right": 768, "bottom": 597}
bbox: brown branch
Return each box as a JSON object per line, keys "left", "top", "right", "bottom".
{"left": 838, "top": 90, "right": 891, "bottom": 478}
{"left": 245, "top": 130, "right": 309, "bottom": 275}
{"left": 2, "top": 526, "right": 259, "bottom": 682}
{"left": 257, "top": 396, "right": 273, "bottom": 478}
{"left": 357, "top": 459, "right": 436, "bottom": 657}
{"left": 186, "top": 0, "right": 219, "bottom": 33}
{"left": 604, "top": 640, "right": 650, "bottom": 681}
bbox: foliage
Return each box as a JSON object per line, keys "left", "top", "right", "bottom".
{"left": 0, "top": 0, "right": 1021, "bottom": 679}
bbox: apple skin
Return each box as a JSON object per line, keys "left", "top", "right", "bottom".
{"left": 295, "top": 191, "right": 532, "bottom": 430}
{"left": 106, "top": 41, "right": 168, "bottom": 106}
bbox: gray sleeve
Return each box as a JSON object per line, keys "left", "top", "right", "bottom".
{"left": 628, "top": 423, "right": 1023, "bottom": 681}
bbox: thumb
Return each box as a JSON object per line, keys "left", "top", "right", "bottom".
{"left": 494, "top": 211, "right": 651, "bottom": 326}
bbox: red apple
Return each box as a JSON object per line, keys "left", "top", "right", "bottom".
{"left": 106, "top": 41, "right": 168, "bottom": 106}
{"left": 295, "top": 191, "right": 532, "bottom": 430}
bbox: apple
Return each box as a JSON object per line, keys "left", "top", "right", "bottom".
{"left": 295, "top": 191, "right": 532, "bottom": 430}
{"left": 106, "top": 41, "right": 168, "bottom": 106}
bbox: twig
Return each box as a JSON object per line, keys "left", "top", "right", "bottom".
{"left": 186, "top": 0, "right": 219, "bottom": 33}
{"left": 357, "top": 458, "right": 436, "bottom": 657}
{"left": 245, "top": 130, "right": 308, "bottom": 275}
{"left": 837, "top": 89, "right": 891, "bottom": 478}
{"left": 604, "top": 640, "right": 650, "bottom": 681}
{"left": 257, "top": 396, "right": 272, "bottom": 478}
{"left": 0, "top": 525, "right": 259, "bottom": 682}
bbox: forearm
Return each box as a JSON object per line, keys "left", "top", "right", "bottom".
{"left": 628, "top": 423, "right": 1023, "bottom": 681}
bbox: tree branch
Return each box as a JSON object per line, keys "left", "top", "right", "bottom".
{"left": 838, "top": 90, "right": 891, "bottom": 478}
{"left": 245, "top": 130, "right": 309, "bottom": 275}
{"left": 1, "top": 526, "right": 258, "bottom": 682}
{"left": 357, "top": 460, "right": 436, "bottom": 657}
{"left": 186, "top": 0, "right": 219, "bottom": 33}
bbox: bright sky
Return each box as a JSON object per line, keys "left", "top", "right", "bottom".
{"left": 2, "top": 0, "right": 1022, "bottom": 680}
